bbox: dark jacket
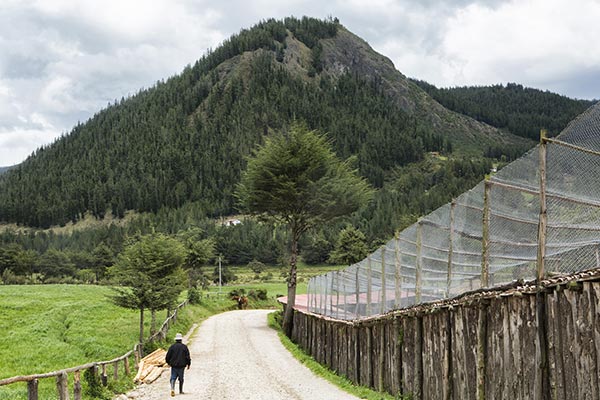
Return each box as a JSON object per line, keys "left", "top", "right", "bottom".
{"left": 166, "top": 341, "right": 191, "bottom": 368}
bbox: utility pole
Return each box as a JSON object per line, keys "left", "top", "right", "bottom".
{"left": 218, "top": 255, "right": 222, "bottom": 294}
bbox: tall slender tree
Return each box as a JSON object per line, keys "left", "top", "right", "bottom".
{"left": 109, "top": 233, "right": 186, "bottom": 354}
{"left": 237, "top": 123, "right": 373, "bottom": 335}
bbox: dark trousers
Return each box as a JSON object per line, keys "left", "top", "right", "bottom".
{"left": 170, "top": 367, "right": 185, "bottom": 392}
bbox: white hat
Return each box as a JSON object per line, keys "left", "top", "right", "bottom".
{"left": 175, "top": 333, "right": 183, "bottom": 341}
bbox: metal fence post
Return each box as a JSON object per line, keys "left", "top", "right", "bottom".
{"left": 447, "top": 200, "right": 456, "bottom": 297}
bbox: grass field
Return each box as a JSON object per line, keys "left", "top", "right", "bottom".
{"left": 0, "top": 264, "right": 339, "bottom": 399}
{"left": 0, "top": 282, "right": 285, "bottom": 399}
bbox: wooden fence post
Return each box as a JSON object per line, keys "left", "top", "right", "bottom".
{"left": 134, "top": 344, "right": 140, "bottom": 368}
{"left": 307, "top": 280, "right": 312, "bottom": 313}
{"left": 395, "top": 233, "right": 402, "bottom": 309}
{"left": 535, "top": 290, "right": 551, "bottom": 400}
{"left": 101, "top": 364, "right": 107, "bottom": 386}
{"left": 444, "top": 311, "right": 453, "bottom": 400}
{"left": 335, "top": 271, "right": 340, "bottom": 319}
{"left": 416, "top": 221, "right": 423, "bottom": 304}
{"left": 481, "top": 180, "right": 491, "bottom": 288}
{"left": 124, "top": 355, "right": 130, "bottom": 376}
{"left": 476, "top": 303, "right": 488, "bottom": 400}
{"left": 324, "top": 274, "right": 329, "bottom": 316}
{"left": 27, "top": 379, "right": 38, "bottom": 400}
{"left": 535, "top": 129, "right": 551, "bottom": 400}
{"left": 317, "top": 276, "right": 322, "bottom": 314}
{"left": 366, "top": 326, "right": 373, "bottom": 388}
{"left": 355, "top": 267, "right": 360, "bottom": 318}
{"left": 73, "top": 371, "right": 82, "bottom": 400}
{"left": 415, "top": 316, "right": 424, "bottom": 400}
{"left": 378, "top": 325, "right": 385, "bottom": 392}
{"left": 447, "top": 200, "right": 456, "bottom": 297}
{"left": 56, "top": 371, "right": 69, "bottom": 400}
{"left": 113, "top": 361, "right": 119, "bottom": 380}
{"left": 315, "top": 279, "right": 319, "bottom": 314}
{"left": 330, "top": 272, "right": 335, "bottom": 318}
{"left": 381, "top": 246, "right": 386, "bottom": 314}
{"left": 367, "top": 256, "right": 373, "bottom": 316}
{"left": 537, "top": 129, "right": 548, "bottom": 281}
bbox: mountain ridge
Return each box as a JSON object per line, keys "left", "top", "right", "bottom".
{"left": 0, "top": 17, "right": 538, "bottom": 229}
{"left": 411, "top": 79, "right": 596, "bottom": 141}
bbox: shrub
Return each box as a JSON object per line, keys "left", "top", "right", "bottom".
{"left": 248, "top": 259, "right": 266, "bottom": 275}
{"left": 228, "top": 288, "right": 246, "bottom": 298}
{"left": 84, "top": 366, "right": 105, "bottom": 398}
{"left": 260, "top": 272, "right": 273, "bottom": 281}
{"left": 187, "top": 287, "right": 201, "bottom": 305}
{"left": 248, "top": 288, "right": 268, "bottom": 301}
{"left": 1, "top": 269, "right": 27, "bottom": 285}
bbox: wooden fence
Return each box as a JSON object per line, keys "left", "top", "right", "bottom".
{"left": 0, "top": 348, "right": 135, "bottom": 400}
{"left": 147, "top": 300, "right": 188, "bottom": 343}
{"left": 0, "top": 300, "right": 188, "bottom": 400}
{"left": 290, "top": 269, "right": 600, "bottom": 400}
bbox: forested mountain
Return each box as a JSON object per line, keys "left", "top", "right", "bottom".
{"left": 411, "top": 80, "right": 595, "bottom": 142}
{"left": 0, "top": 17, "right": 529, "bottom": 230}
{"left": 0, "top": 167, "right": 10, "bottom": 175}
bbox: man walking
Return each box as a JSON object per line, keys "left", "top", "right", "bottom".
{"left": 166, "top": 333, "right": 191, "bottom": 396}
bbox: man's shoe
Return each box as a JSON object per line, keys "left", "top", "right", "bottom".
{"left": 170, "top": 389, "right": 175, "bottom": 397}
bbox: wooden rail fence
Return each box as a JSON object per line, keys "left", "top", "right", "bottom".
{"left": 0, "top": 300, "right": 188, "bottom": 399}
{"left": 0, "top": 348, "right": 135, "bottom": 400}
{"left": 290, "top": 269, "right": 600, "bottom": 400}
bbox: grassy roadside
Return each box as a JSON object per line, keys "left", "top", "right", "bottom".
{"left": 266, "top": 311, "right": 403, "bottom": 400}
{"left": 0, "top": 284, "right": 279, "bottom": 399}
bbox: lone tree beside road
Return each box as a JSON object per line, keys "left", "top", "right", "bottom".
{"left": 236, "top": 123, "right": 373, "bottom": 336}
{"left": 110, "top": 233, "right": 186, "bottom": 355}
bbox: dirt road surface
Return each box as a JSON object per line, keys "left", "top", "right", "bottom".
{"left": 123, "top": 309, "right": 359, "bottom": 400}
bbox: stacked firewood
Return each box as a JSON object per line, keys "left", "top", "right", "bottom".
{"left": 133, "top": 349, "right": 168, "bottom": 384}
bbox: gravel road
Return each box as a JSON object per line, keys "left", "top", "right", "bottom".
{"left": 122, "top": 309, "right": 359, "bottom": 400}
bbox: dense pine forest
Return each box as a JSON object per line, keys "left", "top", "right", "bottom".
{"left": 0, "top": 17, "right": 446, "bottom": 228}
{"left": 412, "top": 80, "right": 595, "bottom": 142}
{"left": 0, "top": 17, "right": 587, "bottom": 283}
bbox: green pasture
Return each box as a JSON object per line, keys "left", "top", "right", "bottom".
{"left": 227, "top": 262, "right": 341, "bottom": 285}
{"left": 0, "top": 284, "right": 277, "bottom": 399}
{"left": 0, "top": 263, "right": 339, "bottom": 399}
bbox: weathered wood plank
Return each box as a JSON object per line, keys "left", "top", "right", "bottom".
{"left": 352, "top": 326, "right": 360, "bottom": 384}
{"left": 401, "top": 317, "right": 418, "bottom": 398}
{"left": 422, "top": 311, "right": 449, "bottom": 399}
{"left": 357, "top": 325, "right": 371, "bottom": 388}
{"left": 451, "top": 305, "right": 478, "bottom": 400}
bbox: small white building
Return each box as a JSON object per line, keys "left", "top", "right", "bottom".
{"left": 222, "top": 218, "right": 242, "bottom": 227}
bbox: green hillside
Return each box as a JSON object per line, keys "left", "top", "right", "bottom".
{"left": 0, "top": 17, "right": 528, "bottom": 229}
{"left": 412, "top": 80, "right": 595, "bottom": 143}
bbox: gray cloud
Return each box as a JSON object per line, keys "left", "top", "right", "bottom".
{"left": 0, "top": 0, "right": 598, "bottom": 166}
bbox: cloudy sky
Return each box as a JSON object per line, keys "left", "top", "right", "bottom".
{"left": 1, "top": 0, "right": 599, "bottom": 166}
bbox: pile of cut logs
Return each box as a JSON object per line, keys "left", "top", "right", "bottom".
{"left": 133, "top": 349, "right": 168, "bottom": 384}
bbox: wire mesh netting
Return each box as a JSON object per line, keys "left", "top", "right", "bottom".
{"left": 307, "top": 102, "right": 600, "bottom": 320}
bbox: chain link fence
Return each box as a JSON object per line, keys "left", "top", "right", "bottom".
{"left": 307, "top": 102, "right": 600, "bottom": 320}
